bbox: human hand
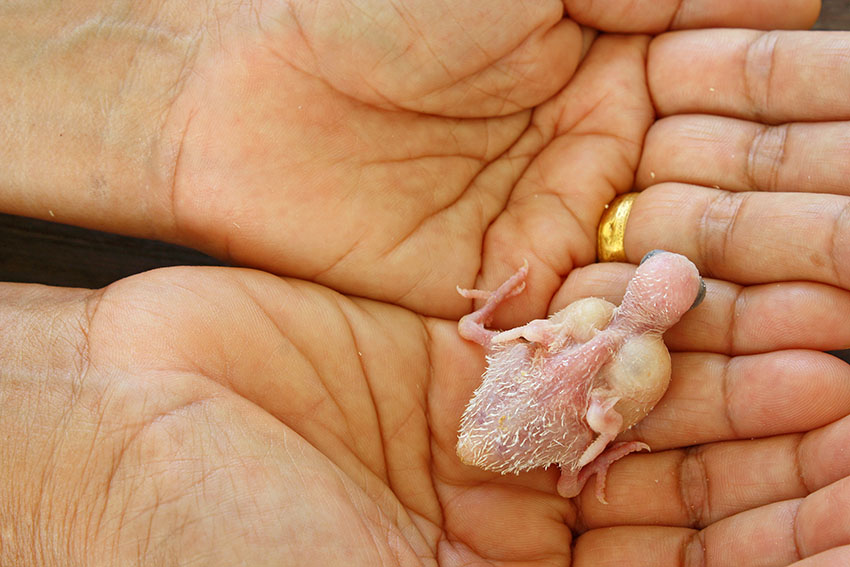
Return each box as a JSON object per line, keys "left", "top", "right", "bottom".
{"left": 547, "top": 28, "right": 850, "bottom": 565}
{"left": 4, "top": 3, "right": 849, "bottom": 566}
{"left": 0, "top": 267, "right": 577, "bottom": 565}
{"left": 0, "top": 0, "right": 818, "bottom": 317}
{"left": 3, "top": 247, "right": 849, "bottom": 565}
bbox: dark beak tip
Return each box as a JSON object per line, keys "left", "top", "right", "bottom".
{"left": 640, "top": 249, "right": 667, "bottom": 265}
{"left": 689, "top": 278, "right": 707, "bottom": 310}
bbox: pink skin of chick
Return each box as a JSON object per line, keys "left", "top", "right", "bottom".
{"left": 456, "top": 250, "right": 705, "bottom": 503}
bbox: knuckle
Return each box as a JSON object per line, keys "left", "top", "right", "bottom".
{"left": 830, "top": 200, "right": 850, "bottom": 289}
{"left": 697, "top": 191, "right": 749, "bottom": 276}
{"left": 743, "top": 31, "right": 781, "bottom": 121}
{"left": 745, "top": 123, "right": 790, "bottom": 192}
{"left": 678, "top": 446, "right": 712, "bottom": 527}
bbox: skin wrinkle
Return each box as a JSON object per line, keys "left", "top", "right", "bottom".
{"left": 305, "top": 337, "right": 408, "bottom": 504}
{"left": 309, "top": 228, "right": 370, "bottom": 282}
{"left": 210, "top": 45, "right": 523, "bottom": 288}
{"left": 96, "top": 14, "right": 161, "bottom": 217}
{"left": 829, "top": 200, "right": 850, "bottom": 290}
{"left": 165, "top": 107, "right": 195, "bottom": 247}
{"left": 369, "top": 37, "right": 416, "bottom": 76}
{"left": 716, "top": 193, "right": 748, "bottom": 279}
{"left": 334, "top": 301, "right": 391, "bottom": 483}
{"left": 391, "top": 4, "right": 555, "bottom": 113}
{"left": 472, "top": 63, "right": 523, "bottom": 117}
{"left": 284, "top": 1, "right": 319, "bottom": 69}
{"left": 405, "top": 511, "right": 440, "bottom": 562}
{"left": 572, "top": 493, "right": 590, "bottom": 534}
{"left": 682, "top": 529, "right": 707, "bottom": 567}
{"left": 679, "top": 446, "right": 711, "bottom": 528}
{"left": 550, "top": 191, "right": 595, "bottom": 256}
{"left": 441, "top": 511, "right": 488, "bottom": 564}
{"left": 79, "top": 382, "right": 128, "bottom": 560}
{"left": 338, "top": 473, "right": 407, "bottom": 567}
{"left": 743, "top": 31, "right": 781, "bottom": 124}
{"left": 25, "top": 305, "right": 94, "bottom": 564}
{"left": 296, "top": 1, "right": 468, "bottom": 113}
{"left": 503, "top": 206, "right": 552, "bottom": 272}
{"left": 556, "top": 95, "right": 605, "bottom": 138}
{"left": 362, "top": 152, "right": 486, "bottom": 167}
{"left": 354, "top": 119, "right": 512, "bottom": 239}
{"left": 263, "top": 13, "right": 412, "bottom": 115}
{"left": 667, "top": 0, "right": 687, "bottom": 30}
{"left": 141, "top": 480, "right": 159, "bottom": 564}
{"left": 793, "top": 432, "right": 811, "bottom": 494}
{"left": 381, "top": 255, "right": 436, "bottom": 309}
{"left": 745, "top": 123, "right": 790, "bottom": 192}
{"left": 372, "top": 168, "right": 471, "bottom": 258}
{"left": 442, "top": 1, "right": 491, "bottom": 62}
{"left": 32, "top": 463, "right": 49, "bottom": 565}
{"left": 791, "top": 499, "right": 805, "bottom": 562}
{"left": 415, "top": 318, "right": 447, "bottom": 534}
{"left": 719, "top": 355, "right": 742, "bottom": 440}
{"left": 573, "top": 129, "right": 644, "bottom": 154}
{"left": 248, "top": 0, "right": 264, "bottom": 32}
{"left": 243, "top": 288, "right": 360, "bottom": 447}
{"left": 726, "top": 284, "right": 745, "bottom": 355}
{"left": 208, "top": 0, "right": 226, "bottom": 47}
{"left": 490, "top": 115, "right": 542, "bottom": 195}
{"left": 438, "top": 117, "right": 542, "bottom": 290}
{"left": 387, "top": 1, "right": 453, "bottom": 84}
{"left": 115, "top": 396, "right": 237, "bottom": 554}
{"left": 90, "top": 395, "right": 222, "bottom": 565}
{"left": 223, "top": 432, "right": 259, "bottom": 536}
{"left": 698, "top": 190, "right": 750, "bottom": 279}
{"left": 90, "top": 10, "right": 201, "bottom": 241}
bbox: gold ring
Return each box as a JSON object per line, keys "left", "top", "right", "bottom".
{"left": 597, "top": 192, "right": 638, "bottom": 262}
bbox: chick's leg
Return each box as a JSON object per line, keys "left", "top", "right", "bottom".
{"left": 457, "top": 261, "right": 528, "bottom": 346}
{"left": 558, "top": 391, "right": 650, "bottom": 503}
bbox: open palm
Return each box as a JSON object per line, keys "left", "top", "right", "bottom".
{"left": 6, "top": 1, "right": 850, "bottom": 565}
{"left": 158, "top": 1, "right": 632, "bottom": 318}
{"left": 139, "top": 0, "right": 809, "bottom": 318}
{"left": 8, "top": 257, "right": 850, "bottom": 566}
{"left": 6, "top": 267, "right": 575, "bottom": 565}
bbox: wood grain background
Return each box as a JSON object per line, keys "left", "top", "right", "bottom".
{"left": 2, "top": 1, "right": 849, "bottom": 290}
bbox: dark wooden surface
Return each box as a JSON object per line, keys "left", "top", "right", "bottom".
{"left": 1, "top": 1, "right": 849, "bottom": 291}
{"left": 817, "top": 0, "right": 850, "bottom": 29}
{"left": 0, "top": 212, "right": 224, "bottom": 289}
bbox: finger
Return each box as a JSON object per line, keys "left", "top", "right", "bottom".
{"left": 624, "top": 350, "right": 850, "bottom": 449}
{"left": 577, "top": 438, "right": 804, "bottom": 529}
{"left": 695, "top": 478, "right": 850, "bottom": 566}
{"left": 649, "top": 30, "right": 850, "bottom": 123}
{"left": 564, "top": 0, "right": 820, "bottom": 33}
{"left": 637, "top": 115, "right": 850, "bottom": 196}
{"left": 796, "top": 476, "right": 850, "bottom": 560}
{"left": 575, "top": 477, "right": 850, "bottom": 567}
{"left": 557, "top": 263, "right": 850, "bottom": 355}
{"left": 573, "top": 526, "right": 693, "bottom": 567}
{"left": 623, "top": 183, "right": 850, "bottom": 288}
{"left": 578, "top": 414, "right": 850, "bottom": 528}
{"left": 790, "top": 546, "right": 850, "bottom": 567}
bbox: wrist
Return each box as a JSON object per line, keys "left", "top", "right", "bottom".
{"left": 0, "top": 285, "right": 97, "bottom": 564}
{"left": 0, "top": 3, "right": 203, "bottom": 239}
